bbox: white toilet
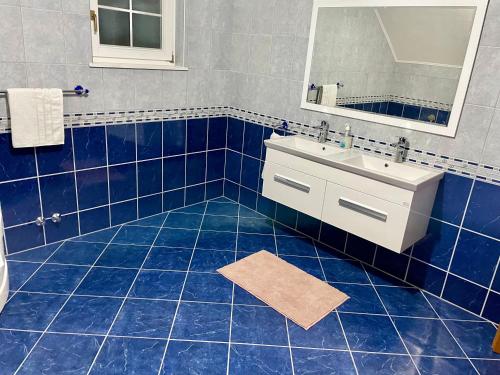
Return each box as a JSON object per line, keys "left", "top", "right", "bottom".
{"left": 0, "top": 209, "right": 8, "bottom": 313}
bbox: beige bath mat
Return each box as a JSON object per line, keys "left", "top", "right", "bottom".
{"left": 217, "top": 250, "right": 349, "bottom": 330}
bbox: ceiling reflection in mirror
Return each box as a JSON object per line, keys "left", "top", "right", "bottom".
{"left": 306, "top": 6, "right": 476, "bottom": 127}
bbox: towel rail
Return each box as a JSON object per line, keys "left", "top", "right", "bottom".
{"left": 0, "top": 85, "right": 90, "bottom": 96}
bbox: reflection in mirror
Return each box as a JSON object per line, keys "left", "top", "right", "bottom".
{"left": 306, "top": 5, "right": 477, "bottom": 128}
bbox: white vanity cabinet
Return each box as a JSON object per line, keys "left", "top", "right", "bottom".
{"left": 262, "top": 146, "right": 442, "bottom": 253}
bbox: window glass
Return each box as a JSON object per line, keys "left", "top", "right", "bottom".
{"left": 133, "top": 0, "right": 161, "bottom": 14}
{"left": 99, "top": 8, "right": 130, "bottom": 46}
{"left": 98, "top": 0, "right": 129, "bottom": 9}
{"left": 133, "top": 13, "right": 161, "bottom": 48}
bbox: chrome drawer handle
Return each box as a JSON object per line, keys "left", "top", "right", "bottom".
{"left": 274, "top": 174, "right": 311, "bottom": 193}
{"left": 338, "top": 197, "right": 387, "bottom": 222}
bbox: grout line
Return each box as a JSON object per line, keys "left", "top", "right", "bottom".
{"left": 156, "top": 200, "right": 209, "bottom": 375}
{"left": 85, "top": 212, "right": 171, "bottom": 374}
{"left": 313, "top": 241, "right": 359, "bottom": 375}
{"left": 13, "top": 227, "right": 124, "bottom": 374}
{"left": 273, "top": 216, "right": 296, "bottom": 375}
{"left": 440, "top": 179, "right": 476, "bottom": 298}
{"left": 33, "top": 148, "right": 46, "bottom": 245}
{"left": 480, "top": 257, "right": 499, "bottom": 317}
{"left": 419, "top": 291, "right": 480, "bottom": 374}
{"left": 70, "top": 129, "right": 81, "bottom": 236}
{"left": 6, "top": 241, "right": 66, "bottom": 304}
{"left": 225, "top": 191, "right": 240, "bottom": 375}
{"left": 104, "top": 126, "right": 112, "bottom": 227}
{"left": 361, "top": 263, "right": 423, "bottom": 375}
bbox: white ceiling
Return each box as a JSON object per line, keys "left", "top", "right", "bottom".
{"left": 375, "top": 7, "right": 476, "bottom": 67}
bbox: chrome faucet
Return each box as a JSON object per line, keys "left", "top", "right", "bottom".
{"left": 313, "top": 120, "right": 330, "bottom": 143}
{"left": 390, "top": 137, "right": 408, "bottom": 163}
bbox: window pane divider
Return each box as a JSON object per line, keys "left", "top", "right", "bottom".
{"left": 97, "top": 4, "right": 162, "bottom": 17}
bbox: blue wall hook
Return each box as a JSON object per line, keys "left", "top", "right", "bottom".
{"left": 74, "top": 85, "right": 90, "bottom": 96}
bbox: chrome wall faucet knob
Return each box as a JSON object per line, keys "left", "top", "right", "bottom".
{"left": 314, "top": 120, "right": 329, "bottom": 143}
{"left": 51, "top": 213, "right": 62, "bottom": 223}
{"left": 35, "top": 217, "right": 45, "bottom": 226}
{"left": 390, "top": 136, "right": 408, "bottom": 163}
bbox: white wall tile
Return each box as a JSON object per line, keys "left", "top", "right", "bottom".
{"left": 162, "top": 70, "right": 187, "bottom": 108}
{"left": 22, "top": 8, "right": 65, "bottom": 63}
{"left": 0, "top": 6, "right": 25, "bottom": 62}
{"left": 481, "top": 108, "right": 500, "bottom": 166}
{"left": 63, "top": 13, "right": 92, "bottom": 65}
{"left": 134, "top": 70, "right": 164, "bottom": 109}
{"left": 62, "top": 0, "right": 89, "bottom": 15}
{"left": 20, "top": 0, "right": 61, "bottom": 10}
{"left": 466, "top": 46, "right": 500, "bottom": 107}
{"left": 102, "top": 68, "right": 135, "bottom": 111}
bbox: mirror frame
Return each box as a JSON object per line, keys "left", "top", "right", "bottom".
{"left": 301, "top": 0, "right": 489, "bottom": 137}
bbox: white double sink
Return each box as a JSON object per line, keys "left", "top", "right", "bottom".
{"left": 262, "top": 135, "right": 444, "bottom": 253}
{"left": 265, "top": 135, "right": 442, "bottom": 191}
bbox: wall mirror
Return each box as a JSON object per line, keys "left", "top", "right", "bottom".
{"left": 301, "top": 0, "right": 488, "bottom": 137}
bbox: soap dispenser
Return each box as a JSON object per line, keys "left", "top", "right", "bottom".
{"left": 341, "top": 123, "right": 353, "bottom": 149}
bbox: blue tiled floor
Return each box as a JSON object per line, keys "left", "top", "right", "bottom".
{"left": 2, "top": 198, "right": 499, "bottom": 374}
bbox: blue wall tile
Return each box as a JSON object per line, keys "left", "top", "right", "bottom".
{"left": 373, "top": 247, "right": 409, "bottom": 280}
{"left": 76, "top": 167, "right": 109, "bottom": 210}
{"left": 138, "top": 194, "right": 162, "bottom": 218}
{"left": 163, "top": 120, "right": 186, "bottom": 156}
{"left": 239, "top": 186, "right": 257, "bottom": 210}
{"left": 482, "top": 292, "right": 499, "bottom": 322}
{"left": 419, "top": 108, "right": 438, "bottom": 122}
{"left": 240, "top": 156, "right": 260, "bottom": 191}
{"left": 109, "top": 163, "right": 137, "bottom": 203}
{"left": 111, "top": 200, "right": 137, "bottom": 226}
{"left": 345, "top": 234, "right": 376, "bottom": 264}
{"left": 40, "top": 172, "right": 77, "bottom": 216}
{"left": 463, "top": 181, "right": 500, "bottom": 239}
{"left": 275, "top": 203, "right": 297, "bottom": 229}
{"left": 36, "top": 129, "right": 74, "bottom": 175}
{"left": 224, "top": 180, "right": 239, "bottom": 202}
{"left": 412, "top": 219, "right": 458, "bottom": 269}
{"left": 163, "top": 189, "right": 184, "bottom": 211}
{"left": 137, "top": 122, "right": 162, "bottom": 160}
{"left": 207, "top": 150, "right": 225, "bottom": 181}
{"left": 73, "top": 127, "right": 107, "bottom": 170}
{"left": 186, "top": 184, "right": 205, "bottom": 205}
{"left": 431, "top": 173, "right": 473, "bottom": 225}
{"left": 402, "top": 105, "right": 420, "bottom": 120}
{"left": 187, "top": 119, "right": 207, "bottom": 153}
{"left": 45, "top": 213, "right": 79, "bottom": 243}
{"left": 243, "top": 122, "right": 264, "bottom": 159}
{"left": 107, "top": 124, "right": 136, "bottom": 164}
{"left": 296, "top": 213, "right": 321, "bottom": 239}
{"left": 442, "top": 275, "right": 488, "bottom": 315}
{"left": 387, "top": 102, "right": 404, "bottom": 117}
{"left": 406, "top": 259, "right": 446, "bottom": 295}
{"left": 208, "top": 117, "right": 227, "bottom": 150}
{"left": 227, "top": 118, "right": 244, "bottom": 152}
{"left": 5, "top": 223, "right": 44, "bottom": 253}
{"left": 206, "top": 180, "right": 223, "bottom": 199}
{"left": 256, "top": 195, "right": 276, "bottom": 220}
{"left": 225, "top": 150, "right": 241, "bottom": 184}
{"left": 138, "top": 159, "right": 162, "bottom": 196}
{"left": 320, "top": 223, "right": 347, "bottom": 251}
{"left": 79, "top": 206, "right": 110, "bottom": 234}
{"left": 0, "top": 178, "right": 40, "bottom": 226}
{"left": 450, "top": 230, "right": 500, "bottom": 287}
{"left": 186, "top": 153, "right": 206, "bottom": 185}
{"left": 163, "top": 156, "right": 185, "bottom": 191}
{"left": 0, "top": 133, "right": 36, "bottom": 182}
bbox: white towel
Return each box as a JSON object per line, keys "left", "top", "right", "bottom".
{"left": 320, "top": 84, "right": 338, "bottom": 107}
{"left": 7, "top": 88, "right": 64, "bottom": 148}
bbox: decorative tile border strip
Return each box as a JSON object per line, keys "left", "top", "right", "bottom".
{"left": 336, "top": 94, "right": 452, "bottom": 111}
{"left": 1, "top": 105, "right": 499, "bottom": 184}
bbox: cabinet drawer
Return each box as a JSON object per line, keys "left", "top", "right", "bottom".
{"left": 322, "top": 182, "right": 410, "bottom": 252}
{"left": 262, "top": 161, "right": 326, "bottom": 219}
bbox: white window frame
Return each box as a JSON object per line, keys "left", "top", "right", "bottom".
{"left": 89, "top": 0, "right": 181, "bottom": 69}
{"left": 301, "top": 0, "right": 489, "bottom": 138}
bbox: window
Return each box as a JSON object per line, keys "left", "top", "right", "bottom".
{"left": 90, "top": 0, "right": 177, "bottom": 69}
